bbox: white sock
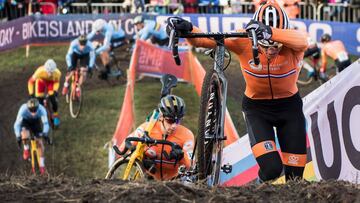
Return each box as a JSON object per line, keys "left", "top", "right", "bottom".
{"left": 64, "top": 82, "right": 69, "bottom": 87}
{"left": 23, "top": 144, "right": 29, "bottom": 150}
{"left": 39, "top": 157, "right": 45, "bottom": 167}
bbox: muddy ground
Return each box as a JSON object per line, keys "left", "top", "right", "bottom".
{"left": 1, "top": 175, "right": 360, "bottom": 202}
{"left": 0, "top": 46, "right": 359, "bottom": 202}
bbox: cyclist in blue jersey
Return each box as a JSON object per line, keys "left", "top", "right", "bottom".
{"left": 13, "top": 98, "right": 50, "bottom": 174}
{"left": 62, "top": 35, "right": 95, "bottom": 96}
{"left": 133, "top": 16, "right": 169, "bottom": 47}
{"left": 88, "top": 19, "right": 126, "bottom": 80}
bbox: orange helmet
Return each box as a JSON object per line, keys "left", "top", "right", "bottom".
{"left": 253, "top": 0, "right": 290, "bottom": 46}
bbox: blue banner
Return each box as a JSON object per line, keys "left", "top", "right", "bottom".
{"left": 0, "top": 13, "right": 359, "bottom": 55}
{"left": 156, "top": 14, "right": 360, "bottom": 56}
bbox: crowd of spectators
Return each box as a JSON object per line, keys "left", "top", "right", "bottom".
{"left": 0, "top": 0, "right": 359, "bottom": 22}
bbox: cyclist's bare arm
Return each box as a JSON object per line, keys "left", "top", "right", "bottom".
{"left": 320, "top": 49, "right": 328, "bottom": 72}
{"left": 271, "top": 28, "right": 308, "bottom": 54}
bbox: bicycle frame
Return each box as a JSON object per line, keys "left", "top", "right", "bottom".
{"left": 29, "top": 134, "right": 41, "bottom": 174}
{"left": 71, "top": 68, "right": 80, "bottom": 99}
{"left": 122, "top": 142, "right": 146, "bottom": 180}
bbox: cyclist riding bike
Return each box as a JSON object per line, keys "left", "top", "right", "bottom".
{"left": 133, "top": 15, "right": 169, "bottom": 47}
{"left": 28, "top": 59, "right": 61, "bottom": 127}
{"left": 87, "top": 19, "right": 126, "bottom": 80}
{"left": 62, "top": 35, "right": 95, "bottom": 96}
{"left": 167, "top": 1, "right": 308, "bottom": 183}
{"left": 320, "top": 33, "right": 351, "bottom": 79}
{"left": 13, "top": 98, "right": 51, "bottom": 175}
{"left": 119, "top": 95, "right": 195, "bottom": 180}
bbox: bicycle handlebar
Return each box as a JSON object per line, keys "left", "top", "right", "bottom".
{"left": 113, "top": 135, "right": 179, "bottom": 156}
{"left": 168, "top": 29, "right": 260, "bottom": 66}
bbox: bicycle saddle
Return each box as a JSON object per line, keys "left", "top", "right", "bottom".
{"left": 160, "top": 74, "right": 178, "bottom": 98}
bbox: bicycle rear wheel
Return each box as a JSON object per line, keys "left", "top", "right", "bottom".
{"left": 44, "top": 98, "right": 55, "bottom": 129}
{"left": 105, "top": 157, "right": 145, "bottom": 180}
{"left": 69, "top": 85, "right": 82, "bottom": 118}
{"left": 297, "top": 62, "right": 315, "bottom": 85}
{"left": 197, "top": 69, "right": 224, "bottom": 186}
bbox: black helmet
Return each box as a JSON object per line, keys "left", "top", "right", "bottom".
{"left": 321, "top": 33, "right": 331, "bottom": 43}
{"left": 158, "top": 95, "right": 185, "bottom": 120}
{"left": 27, "top": 98, "right": 39, "bottom": 113}
{"left": 78, "top": 34, "right": 87, "bottom": 46}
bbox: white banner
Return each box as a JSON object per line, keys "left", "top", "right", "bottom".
{"left": 303, "top": 59, "right": 360, "bottom": 182}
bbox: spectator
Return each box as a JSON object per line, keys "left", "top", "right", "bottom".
{"left": 38, "top": 0, "right": 57, "bottom": 15}
{"left": 182, "top": 0, "right": 197, "bottom": 13}
{"left": 199, "top": 0, "right": 220, "bottom": 13}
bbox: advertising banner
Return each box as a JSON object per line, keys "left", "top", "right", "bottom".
{"left": 156, "top": 14, "right": 360, "bottom": 56}
{"left": 1, "top": 14, "right": 359, "bottom": 55}
{"left": 303, "top": 59, "right": 360, "bottom": 183}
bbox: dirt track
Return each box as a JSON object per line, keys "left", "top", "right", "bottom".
{"left": 1, "top": 175, "right": 360, "bottom": 202}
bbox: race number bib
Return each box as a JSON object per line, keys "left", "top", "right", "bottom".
{"left": 337, "top": 52, "right": 349, "bottom": 62}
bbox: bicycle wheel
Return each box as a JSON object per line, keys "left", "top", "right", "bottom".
{"left": 297, "top": 62, "right": 315, "bottom": 85}
{"left": 197, "top": 68, "right": 224, "bottom": 186}
{"left": 44, "top": 98, "right": 55, "bottom": 129}
{"left": 30, "top": 139, "right": 41, "bottom": 174}
{"left": 105, "top": 157, "right": 145, "bottom": 180}
{"left": 69, "top": 85, "right": 82, "bottom": 118}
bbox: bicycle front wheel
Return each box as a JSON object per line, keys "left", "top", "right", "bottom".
{"left": 105, "top": 157, "right": 145, "bottom": 181}
{"left": 197, "top": 69, "right": 224, "bottom": 186}
{"left": 69, "top": 85, "right": 82, "bottom": 118}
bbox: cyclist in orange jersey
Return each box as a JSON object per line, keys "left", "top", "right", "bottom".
{"left": 167, "top": 0, "right": 308, "bottom": 182}
{"left": 28, "top": 59, "right": 62, "bottom": 127}
{"left": 320, "top": 33, "right": 351, "bottom": 79}
{"left": 119, "top": 95, "right": 195, "bottom": 180}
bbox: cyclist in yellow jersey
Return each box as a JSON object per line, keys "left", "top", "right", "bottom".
{"left": 28, "top": 59, "right": 61, "bottom": 127}
{"left": 167, "top": 0, "right": 308, "bottom": 183}
{"left": 119, "top": 95, "right": 195, "bottom": 180}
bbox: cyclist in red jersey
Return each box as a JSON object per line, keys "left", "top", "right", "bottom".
{"left": 167, "top": 0, "right": 308, "bottom": 182}
{"left": 119, "top": 95, "right": 195, "bottom": 180}
{"left": 320, "top": 33, "right": 351, "bottom": 79}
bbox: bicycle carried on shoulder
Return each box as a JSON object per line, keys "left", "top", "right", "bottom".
{"left": 168, "top": 26, "right": 259, "bottom": 186}
{"left": 65, "top": 67, "right": 83, "bottom": 118}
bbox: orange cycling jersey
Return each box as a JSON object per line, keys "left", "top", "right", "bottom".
{"left": 28, "top": 66, "right": 61, "bottom": 96}
{"left": 123, "top": 121, "right": 194, "bottom": 180}
{"left": 321, "top": 40, "right": 349, "bottom": 72}
{"left": 187, "top": 27, "right": 307, "bottom": 99}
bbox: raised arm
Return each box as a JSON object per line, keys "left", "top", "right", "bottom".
{"left": 271, "top": 28, "right": 308, "bottom": 53}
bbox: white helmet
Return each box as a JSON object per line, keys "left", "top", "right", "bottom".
{"left": 93, "top": 19, "right": 106, "bottom": 32}
{"left": 44, "top": 59, "right": 57, "bottom": 73}
{"left": 134, "top": 16, "right": 144, "bottom": 25}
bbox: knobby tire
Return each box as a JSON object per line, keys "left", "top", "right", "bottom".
{"left": 105, "top": 157, "right": 145, "bottom": 180}
{"left": 197, "top": 68, "right": 224, "bottom": 186}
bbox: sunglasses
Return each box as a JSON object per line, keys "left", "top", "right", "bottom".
{"left": 164, "top": 118, "right": 181, "bottom": 125}
{"left": 260, "top": 43, "right": 283, "bottom": 49}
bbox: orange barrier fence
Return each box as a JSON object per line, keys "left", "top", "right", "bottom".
{"left": 111, "top": 40, "right": 239, "bottom": 160}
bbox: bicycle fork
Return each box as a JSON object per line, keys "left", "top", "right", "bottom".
{"left": 30, "top": 139, "right": 41, "bottom": 174}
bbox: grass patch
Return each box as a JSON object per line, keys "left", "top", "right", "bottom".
{"left": 0, "top": 46, "right": 68, "bottom": 73}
